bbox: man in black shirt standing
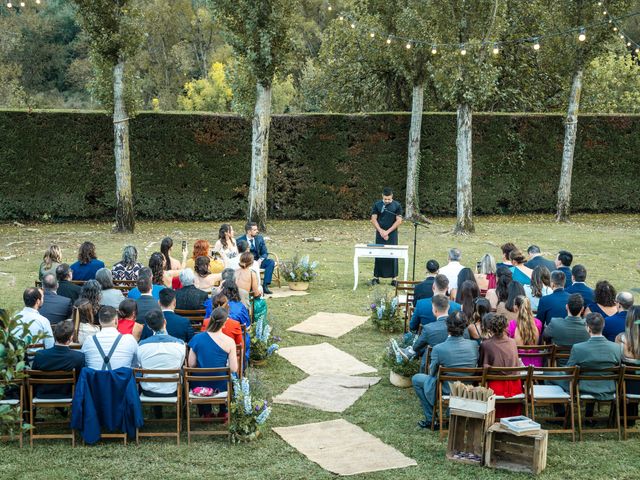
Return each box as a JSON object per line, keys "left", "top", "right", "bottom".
{"left": 370, "top": 187, "right": 403, "bottom": 286}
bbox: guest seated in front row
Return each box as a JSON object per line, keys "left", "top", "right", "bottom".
{"left": 603, "top": 292, "right": 634, "bottom": 342}
{"left": 56, "top": 263, "right": 81, "bottom": 303}
{"left": 70, "top": 241, "right": 105, "bottom": 281}
{"left": 175, "top": 268, "right": 208, "bottom": 311}
{"left": 410, "top": 275, "right": 460, "bottom": 332}
{"left": 413, "top": 259, "right": 439, "bottom": 306}
{"left": 39, "top": 273, "right": 72, "bottom": 326}
{"left": 411, "top": 311, "right": 479, "bottom": 430}
{"left": 159, "top": 288, "right": 194, "bottom": 343}
{"left": 542, "top": 293, "right": 589, "bottom": 366}
{"left": 82, "top": 306, "right": 139, "bottom": 370}
{"left": 32, "top": 320, "right": 85, "bottom": 398}
{"left": 536, "top": 270, "right": 570, "bottom": 326}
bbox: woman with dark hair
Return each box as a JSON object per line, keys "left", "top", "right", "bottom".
{"left": 116, "top": 298, "right": 143, "bottom": 340}
{"left": 451, "top": 268, "right": 478, "bottom": 302}
{"left": 205, "top": 281, "right": 250, "bottom": 331}
{"left": 188, "top": 307, "right": 238, "bottom": 418}
{"left": 486, "top": 267, "right": 512, "bottom": 310}
{"left": 79, "top": 279, "right": 102, "bottom": 315}
{"left": 39, "top": 244, "right": 62, "bottom": 280}
{"left": 458, "top": 280, "right": 480, "bottom": 324}
{"left": 479, "top": 313, "right": 523, "bottom": 420}
{"left": 508, "top": 296, "right": 543, "bottom": 367}
{"left": 468, "top": 297, "right": 491, "bottom": 343}
{"left": 523, "top": 265, "right": 552, "bottom": 314}
{"left": 498, "top": 281, "right": 526, "bottom": 321}
{"left": 111, "top": 245, "right": 143, "bottom": 281}
{"left": 72, "top": 298, "right": 99, "bottom": 345}
{"left": 509, "top": 249, "right": 533, "bottom": 285}
{"left": 585, "top": 280, "right": 618, "bottom": 317}
{"left": 149, "top": 252, "right": 172, "bottom": 287}
{"left": 236, "top": 251, "right": 262, "bottom": 307}
{"left": 193, "top": 256, "right": 222, "bottom": 292}
{"left": 161, "top": 237, "right": 186, "bottom": 271}
{"left": 201, "top": 294, "right": 243, "bottom": 346}
{"left": 214, "top": 224, "right": 240, "bottom": 270}
{"left": 70, "top": 241, "right": 105, "bottom": 280}
{"left": 95, "top": 268, "right": 125, "bottom": 308}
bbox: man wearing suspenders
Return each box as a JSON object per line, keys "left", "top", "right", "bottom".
{"left": 82, "top": 306, "right": 139, "bottom": 370}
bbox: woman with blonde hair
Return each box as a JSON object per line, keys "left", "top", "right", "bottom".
{"left": 475, "top": 253, "right": 497, "bottom": 291}
{"left": 509, "top": 249, "right": 533, "bottom": 285}
{"left": 507, "top": 296, "right": 543, "bottom": 367}
{"left": 39, "top": 245, "right": 62, "bottom": 280}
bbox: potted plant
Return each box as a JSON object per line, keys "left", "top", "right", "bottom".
{"left": 229, "top": 375, "right": 272, "bottom": 443}
{"left": 369, "top": 289, "right": 402, "bottom": 332}
{"left": 279, "top": 254, "right": 318, "bottom": 291}
{"left": 383, "top": 334, "right": 420, "bottom": 388}
{"left": 249, "top": 315, "right": 279, "bottom": 367}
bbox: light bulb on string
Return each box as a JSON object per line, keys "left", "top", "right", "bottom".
{"left": 627, "top": 42, "right": 632, "bottom": 47}
{"left": 578, "top": 28, "right": 586, "bottom": 42}
{"left": 370, "top": 32, "right": 375, "bottom": 38}
{"left": 460, "top": 44, "right": 467, "bottom": 56}
{"left": 613, "top": 27, "right": 618, "bottom": 32}
{"left": 636, "top": 48, "right": 640, "bottom": 53}
{"left": 533, "top": 38, "right": 540, "bottom": 51}
{"left": 350, "top": 23, "right": 355, "bottom": 29}
{"left": 386, "top": 36, "right": 392, "bottom": 45}
{"left": 19, "top": 1, "right": 24, "bottom": 6}
{"left": 327, "top": 5, "right": 332, "bottom": 11}
{"left": 431, "top": 45, "right": 437, "bottom": 54}
{"left": 338, "top": 15, "right": 343, "bottom": 21}
{"left": 36, "top": 0, "right": 41, "bottom": 3}
{"left": 492, "top": 43, "right": 500, "bottom": 55}
{"left": 598, "top": 1, "right": 602, "bottom": 5}
{"left": 405, "top": 41, "right": 412, "bottom": 50}
{"left": 620, "top": 34, "right": 625, "bottom": 39}
{"left": 7, "top": 2, "right": 12, "bottom": 7}
{"left": 603, "top": 11, "right": 607, "bottom": 15}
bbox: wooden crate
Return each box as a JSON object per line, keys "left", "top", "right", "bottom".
{"left": 446, "top": 409, "right": 496, "bottom": 466}
{"left": 484, "top": 423, "right": 548, "bottom": 475}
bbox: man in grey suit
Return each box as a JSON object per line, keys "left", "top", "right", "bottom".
{"left": 411, "top": 311, "right": 479, "bottom": 429}
{"left": 543, "top": 294, "right": 589, "bottom": 366}
{"left": 566, "top": 313, "right": 622, "bottom": 417}
{"left": 39, "top": 273, "right": 72, "bottom": 326}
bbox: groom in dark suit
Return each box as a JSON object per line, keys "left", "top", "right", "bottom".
{"left": 238, "top": 221, "right": 275, "bottom": 294}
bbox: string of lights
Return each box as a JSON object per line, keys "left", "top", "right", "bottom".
{"left": 328, "top": 2, "right": 640, "bottom": 55}
{"left": 2, "top": 0, "right": 42, "bottom": 7}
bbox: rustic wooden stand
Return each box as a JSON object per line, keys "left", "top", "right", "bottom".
{"left": 484, "top": 423, "right": 548, "bottom": 475}
{"left": 446, "top": 407, "right": 496, "bottom": 466}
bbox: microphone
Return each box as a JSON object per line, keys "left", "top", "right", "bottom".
{"left": 381, "top": 204, "right": 386, "bottom": 214}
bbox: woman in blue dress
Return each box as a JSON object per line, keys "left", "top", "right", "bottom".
{"left": 585, "top": 280, "right": 618, "bottom": 318}
{"left": 509, "top": 249, "right": 532, "bottom": 286}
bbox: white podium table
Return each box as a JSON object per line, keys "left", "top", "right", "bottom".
{"left": 353, "top": 244, "right": 409, "bottom": 290}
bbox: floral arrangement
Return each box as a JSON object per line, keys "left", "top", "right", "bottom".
{"left": 369, "top": 289, "right": 402, "bottom": 332}
{"left": 229, "top": 375, "right": 271, "bottom": 442}
{"left": 279, "top": 254, "right": 319, "bottom": 283}
{"left": 250, "top": 314, "right": 279, "bottom": 363}
{"left": 382, "top": 333, "right": 420, "bottom": 377}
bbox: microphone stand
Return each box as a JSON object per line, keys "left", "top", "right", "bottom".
{"left": 407, "top": 216, "right": 430, "bottom": 281}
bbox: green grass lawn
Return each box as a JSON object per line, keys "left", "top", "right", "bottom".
{"left": 1, "top": 215, "right": 639, "bottom": 479}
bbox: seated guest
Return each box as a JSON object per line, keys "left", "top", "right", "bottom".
{"left": 95, "top": 268, "right": 125, "bottom": 309}
{"left": 202, "top": 294, "right": 243, "bottom": 348}
{"left": 566, "top": 264, "right": 594, "bottom": 305}
{"left": 211, "top": 268, "right": 236, "bottom": 297}
{"left": 485, "top": 267, "right": 512, "bottom": 310}
{"left": 536, "top": 270, "right": 570, "bottom": 325}
{"left": 116, "top": 298, "right": 143, "bottom": 341}
{"left": 451, "top": 268, "right": 478, "bottom": 302}
{"left": 585, "top": 280, "right": 618, "bottom": 318}
{"left": 411, "top": 311, "right": 479, "bottom": 429}
{"left": 205, "top": 282, "right": 251, "bottom": 331}
{"left": 524, "top": 245, "right": 556, "bottom": 272}
{"left": 509, "top": 249, "right": 533, "bottom": 285}
{"left": 185, "top": 239, "right": 211, "bottom": 270}
{"left": 458, "top": 280, "right": 480, "bottom": 325}
{"left": 161, "top": 237, "right": 186, "bottom": 271}
{"left": 555, "top": 250, "right": 574, "bottom": 288}
{"left": 32, "top": 320, "right": 85, "bottom": 398}
{"left": 236, "top": 240, "right": 260, "bottom": 275}
{"left": 542, "top": 293, "right": 589, "bottom": 366}
{"left": 410, "top": 275, "right": 460, "bottom": 332}
{"left": 616, "top": 306, "right": 640, "bottom": 423}
{"left": 39, "top": 273, "right": 72, "bottom": 326}
{"left": 479, "top": 313, "right": 523, "bottom": 419}
{"left": 56, "top": 263, "right": 81, "bottom": 303}
{"left": 523, "top": 266, "right": 552, "bottom": 314}
{"left": 138, "top": 310, "right": 186, "bottom": 399}
{"left": 188, "top": 307, "right": 238, "bottom": 418}
{"left": 159, "top": 288, "right": 194, "bottom": 343}
{"left": 72, "top": 298, "right": 100, "bottom": 346}
{"left": 496, "top": 242, "right": 517, "bottom": 269}
{"left": 214, "top": 224, "right": 240, "bottom": 270}
{"left": 127, "top": 267, "right": 165, "bottom": 300}
{"left": 438, "top": 248, "right": 464, "bottom": 288}
{"left": 39, "top": 244, "right": 62, "bottom": 281}
{"left": 111, "top": 245, "right": 143, "bottom": 281}
{"left": 508, "top": 296, "right": 543, "bottom": 367}
{"left": 134, "top": 273, "right": 163, "bottom": 339}
{"left": 81, "top": 306, "right": 139, "bottom": 370}
{"left": 496, "top": 280, "right": 525, "bottom": 321}
{"left": 413, "top": 259, "right": 439, "bottom": 306}
{"left": 14, "top": 287, "right": 54, "bottom": 349}
{"left": 79, "top": 279, "right": 102, "bottom": 316}
{"left": 236, "top": 252, "right": 263, "bottom": 307}
{"left": 468, "top": 297, "right": 492, "bottom": 344}
{"left": 149, "top": 252, "right": 173, "bottom": 288}
{"left": 237, "top": 222, "right": 276, "bottom": 294}
{"left": 175, "top": 268, "right": 208, "bottom": 310}
{"left": 566, "top": 313, "right": 622, "bottom": 417}
{"left": 70, "top": 241, "right": 105, "bottom": 281}
{"left": 603, "top": 292, "right": 634, "bottom": 342}
{"left": 194, "top": 256, "right": 221, "bottom": 292}
{"left": 475, "top": 253, "right": 497, "bottom": 291}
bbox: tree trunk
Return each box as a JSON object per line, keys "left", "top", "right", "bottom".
{"left": 248, "top": 82, "right": 272, "bottom": 231}
{"left": 113, "top": 58, "right": 135, "bottom": 233}
{"left": 454, "top": 102, "right": 475, "bottom": 234}
{"left": 405, "top": 83, "right": 425, "bottom": 221}
{"left": 556, "top": 68, "right": 583, "bottom": 223}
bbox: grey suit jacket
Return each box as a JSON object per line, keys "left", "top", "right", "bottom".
{"left": 428, "top": 336, "right": 479, "bottom": 377}
{"left": 543, "top": 315, "right": 590, "bottom": 366}
{"left": 414, "top": 316, "right": 470, "bottom": 358}
{"left": 567, "top": 336, "right": 622, "bottom": 399}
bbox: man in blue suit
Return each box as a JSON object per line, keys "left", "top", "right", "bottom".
{"left": 409, "top": 275, "right": 460, "bottom": 332}
{"left": 537, "top": 270, "right": 571, "bottom": 325}
{"left": 411, "top": 311, "right": 479, "bottom": 429}
{"left": 524, "top": 245, "right": 556, "bottom": 272}
{"left": 159, "top": 287, "right": 195, "bottom": 343}
{"left": 566, "top": 264, "right": 594, "bottom": 305}
{"left": 555, "top": 250, "right": 574, "bottom": 289}
{"left": 412, "top": 259, "right": 439, "bottom": 306}
{"left": 237, "top": 222, "right": 275, "bottom": 294}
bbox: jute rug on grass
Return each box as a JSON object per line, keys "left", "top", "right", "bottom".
{"left": 277, "top": 342, "right": 377, "bottom": 376}
{"left": 273, "top": 419, "right": 417, "bottom": 476}
{"left": 287, "top": 312, "right": 369, "bottom": 339}
{"left": 265, "top": 287, "right": 309, "bottom": 299}
{"left": 273, "top": 374, "right": 380, "bottom": 412}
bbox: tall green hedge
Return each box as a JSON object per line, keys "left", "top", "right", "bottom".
{"left": 0, "top": 110, "right": 638, "bottom": 221}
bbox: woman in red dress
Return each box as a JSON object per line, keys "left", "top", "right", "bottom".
{"left": 479, "top": 313, "right": 523, "bottom": 419}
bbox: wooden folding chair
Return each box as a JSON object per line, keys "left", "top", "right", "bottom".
{"left": 552, "top": 345, "right": 572, "bottom": 367}
{"left": 575, "top": 366, "right": 622, "bottom": 441}
{"left": 236, "top": 344, "right": 245, "bottom": 378}
{"left": 622, "top": 364, "right": 640, "bottom": 439}
{"left": 27, "top": 370, "right": 76, "bottom": 447}
{"left": 259, "top": 252, "right": 281, "bottom": 288}
{"left": 394, "top": 280, "right": 419, "bottom": 331}
{"left": 183, "top": 367, "right": 232, "bottom": 444}
{"left": 113, "top": 279, "right": 137, "bottom": 292}
{"left": 419, "top": 346, "right": 432, "bottom": 374}
{"left": 517, "top": 344, "right": 556, "bottom": 371}
{"left": 528, "top": 366, "right": 578, "bottom": 441}
{"left": 175, "top": 309, "right": 206, "bottom": 331}
{"left": 483, "top": 366, "right": 531, "bottom": 417}
{"left": 0, "top": 379, "right": 25, "bottom": 448}
{"left": 134, "top": 368, "right": 182, "bottom": 445}
{"left": 436, "top": 366, "right": 485, "bottom": 439}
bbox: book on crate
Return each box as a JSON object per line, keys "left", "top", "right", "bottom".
{"left": 500, "top": 416, "right": 541, "bottom": 434}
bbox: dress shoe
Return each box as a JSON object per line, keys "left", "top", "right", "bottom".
{"left": 368, "top": 278, "right": 380, "bottom": 286}
{"left": 263, "top": 286, "right": 273, "bottom": 295}
{"left": 417, "top": 419, "right": 439, "bottom": 430}
{"left": 390, "top": 280, "right": 398, "bottom": 287}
